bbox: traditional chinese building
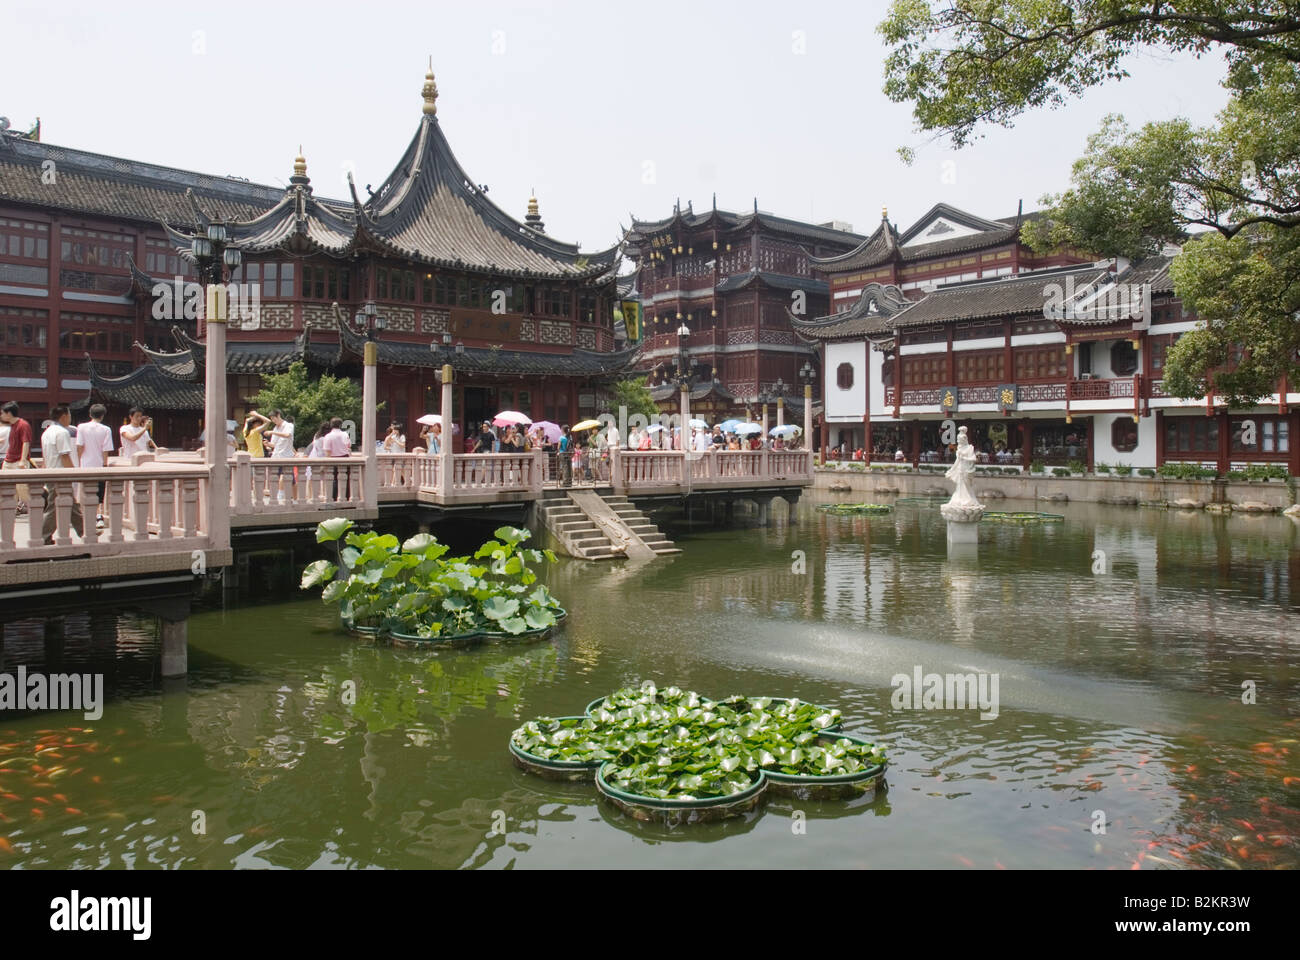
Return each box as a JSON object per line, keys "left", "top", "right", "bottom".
{"left": 623, "top": 201, "right": 863, "bottom": 423}
{"left": 793, "top": 255, "right": 1300, "bottom": 475}
{"left": 0, "top": 68, "right": 631, "bottom": 447}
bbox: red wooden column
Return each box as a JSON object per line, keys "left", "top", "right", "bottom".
{"left": 1289, "top": 410, "right": 1300, "bottom": 477}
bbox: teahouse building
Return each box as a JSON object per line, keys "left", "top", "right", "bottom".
{"left": 0, "top": 68, "right": 631, "bottom": 447}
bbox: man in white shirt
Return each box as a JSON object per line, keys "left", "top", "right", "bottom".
{"left": 266, "top": 409, "right": 296, "bottom": 502}
{"left": 76, "top": 403, "right": 114, "bottom": 527}
{"left": 606, "top": 422, "right": 620, "bottom": 450}
{"left": 120, "top": 406, "right": 156, "bottom": 460}
{"left": 41, "top": 404, "right": 83, "bottom": 543}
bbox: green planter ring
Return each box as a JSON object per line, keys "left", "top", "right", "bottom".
{"left": 595, "top": 763, "right": 768, "bottom": 824}
{"left": 508, "top": 717, "right": 603, "bottom": 782}
{"left": 762, "top": 731, "right": 888, "bottom": 801}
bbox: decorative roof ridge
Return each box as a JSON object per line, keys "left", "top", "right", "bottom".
{"left": 896, "top": 202, "right": 1013, "bottom": 247}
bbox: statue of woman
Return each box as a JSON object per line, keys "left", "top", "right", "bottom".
{"left": 944, "top": 425, "right": 980, "bottom": 508}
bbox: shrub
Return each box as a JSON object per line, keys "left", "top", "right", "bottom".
{"left": 1138, "top": 467, "right": 1156, "bottom": 477}
{"left": 1227, "top": 469, "right": 1247, "bottom": 481}
{"left": 1267, "top": 463, "right": 1288, "bottom": 480}
{"left": 1095, "top": 462, "right": 1112, "bottom": 475}
{"left": 1030, "top": 459, "right": 1045, "bottom": 474}
{"left": 1114, "top": 464, "right": 1133, "bottom": 476}
{"left": 1051, "top": 467, "right": 1070, "bottom": 477}
{"left": 1067, "top": 459, "right": 1086, "bottom": 475}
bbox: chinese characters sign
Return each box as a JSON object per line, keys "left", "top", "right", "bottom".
{"left": 939, "top": 386, "right": 959, "bottom": 413}
{"left": 997, "top": 384, "right": 1017, "bottom": 412}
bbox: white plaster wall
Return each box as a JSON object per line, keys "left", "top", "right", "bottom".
{"left": 825, "top": 341, "right": 866, "bottom": 420}
{"left": 869, "top": 348, "right": 885, "bottom": 418}
{"left": 1092, "top": 412, "right": 1157, "bottom": 468}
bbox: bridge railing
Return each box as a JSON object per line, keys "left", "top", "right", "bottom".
{"left": 448, "top": 452, "right": 544, "bottom": 495}
{"left": 0, "top": 460, "right": 214, "bottom": 562}
{"left": 614, "top": 448, "right": 814, "bottom": 493}
{"left": 229, "top": 454, "right": 366, "bottom": 515}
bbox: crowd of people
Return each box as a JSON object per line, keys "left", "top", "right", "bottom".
{"left": 2, "top": 399, "right": 812, "bottom": 542}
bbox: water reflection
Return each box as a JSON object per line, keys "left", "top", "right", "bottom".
{"left": 0, "top": 495, "right": 1296, "bottom": 869}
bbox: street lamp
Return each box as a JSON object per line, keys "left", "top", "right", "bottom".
{"left": 798, "top": 360, "right": 817, "bottom": 454}
{"left": 356, "top": 300, "right": 386, "bottom": 341}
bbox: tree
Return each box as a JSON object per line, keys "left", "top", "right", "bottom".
{"left": 248, "top": 362, "right": 367, "bottom": 433}
{"left": 610, "top": 375, "right": 659, "bottom": 420}
{"left": 880, "top": 1, "right": 1300, "bottom": 405}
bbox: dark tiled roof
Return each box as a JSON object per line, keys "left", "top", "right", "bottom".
{"left": 626, "top": 206, "right": 865, "bottom": 248}
{"left": 1125, "top": 255, "right": 1175, "bottom": 294}
{"left": 812, "top": 204, "right": 1026, "bottom": 273}
{"left": 0, "top": 132, "right": 348, "bottom": 225}
{"left": 889, "top": 265, "right": 1112, "bottom": 328}
{"left": 86, "top": 358, "right": 205, "bottom": 411}
{"left": 355, "top": 117, "right": 620, "bottom": 280}
{"left": 714, "top": 271, "right": 828, "bottom": 295}
{"left": 790, "top": 283, "right": 911, "bottom": 340}
{"left": 649, "top": 380, "right": 735, "bottom": 402}
{"left": 140, "top": 326, "right": 327, "bottom": 379}
{"left": 334, "top": 311, "right": 635, "bottom": 376}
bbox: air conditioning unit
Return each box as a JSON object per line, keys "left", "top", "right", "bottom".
{"left": 1079, "top": 373, "right": 1093, "bottom": 380}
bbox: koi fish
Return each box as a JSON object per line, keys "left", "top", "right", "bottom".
{"left": 0, "top": 837, "right": 12, "bottom": 853}
{"left": 52, "top": 794, "right": 67, "bottom": 804}
{"left": 64, "top": 808, "right": 82, "bottom": 816}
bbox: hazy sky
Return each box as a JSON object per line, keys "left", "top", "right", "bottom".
{"left": 4, "top": 0, "right": 1233, "bottom": 251}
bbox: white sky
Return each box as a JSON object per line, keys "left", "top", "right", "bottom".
{"left": 3, "top": 0, "right": 1233, "bottom": 250}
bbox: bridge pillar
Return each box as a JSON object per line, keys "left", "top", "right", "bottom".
{"left": 363, "top": 341, "right": 378, "bottom": 508}
{"left": 788, "top": 495, "right": 798, "bottom": 525}
{"left": 204, "top": 283, "right": 230, "bottom": 553}
{"left": 161, "top": 618, "right": 188, "bottom": 678}
{"left": 757, "top": 498, "right": 769, "bottom": 526}
{"left": 439, "top": 365, "right": 454, "bottom": 498}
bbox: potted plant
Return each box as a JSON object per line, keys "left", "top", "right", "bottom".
{"left": 1138, "top": 467, "right": 1156, "bottom": 477}
{"left": 1094, "top": 462, "right": 1111, "bottom": 477}
{"left": 1030, "top": 459, "right": 1045, "bottom": 475}
{"left": 1114, "top": 463, "right": 1133, "bottom": 477}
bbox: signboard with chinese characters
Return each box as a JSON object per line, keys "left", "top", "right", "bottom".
{"left": 621, "top": 300, "right": 641, "bottom": 342}
{"left": 449, "top": 313, "right": 522, "bottom": 341}
{"left": 997, "top": 384, "right": 1017, "bottom": 413}
{"left": 939, "top": 386, "right": 959, "bottom": 413}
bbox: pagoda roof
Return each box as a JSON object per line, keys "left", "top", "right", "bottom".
{"left": 713, "top": 271, "right": 829, "bottom": 295}
{"left": 333, "top": 309, "right": 636, "bottom": 377}
{"left": 649, "top": 380, "right": 736, "bottom": 403}
{"left": 811, "top": 204, "right": 1029, "bottom": 273}
{"left": 788, "top": 283, "right": 912, "bottom": 340}
{"left": 626, "top": 204, "right": 865, "bottom": 248}
{"left": 85, "top": 356, "right": 206, "bottom": 411}
{"left": 0, "top": 129, "right": 346, "bottom": 226}
{"left": 138, "top": 325, "right": 333, "bottom": 380}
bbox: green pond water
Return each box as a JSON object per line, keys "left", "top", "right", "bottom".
{"left": 1, "top": 495, "right": 1298, "bottom": 869}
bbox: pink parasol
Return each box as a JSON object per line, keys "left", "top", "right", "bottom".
{"left": 492, "top": 410, "right": 532, "bottom": 428}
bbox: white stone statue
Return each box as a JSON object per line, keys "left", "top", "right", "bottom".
{"left": 943, "top": 426, "right": 980, "bottom": 508}
{"left": 940, "top": 426, "right": 984, "bottom": 533}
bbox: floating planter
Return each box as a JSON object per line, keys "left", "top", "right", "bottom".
{"left": 304, "top": 520, "right": 567, "bottom": 648}
{"left": 817, "top": 503, "right": 894, "bottom": 516}
{"left": 980, "top": 511, "right": 1064, "bottom": 524}
{"left": 510, "top": 682, "right": 887, "bottom": 825}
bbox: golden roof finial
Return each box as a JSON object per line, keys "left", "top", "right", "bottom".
{"left": 294, "top": 145, "right": 307, "bottom": 179}
{"left": 528, "top": 189, "right": 539, "bottom": 218}
{"left": 422, "top": 59, "right": 438, "bottom": 116}
{"left": 882, "top": 205, "right": 888, "bottom": 220}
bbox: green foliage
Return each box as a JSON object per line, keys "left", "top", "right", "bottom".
{"left": 879, "top": 1, "right": 1300, "bottom": 405}
{"left": 249, "top": 361, "right": 368, "bottom": 434}
{"left": 1030, "top": 459, "right": 1045, "bottom": 474}
{"left": 1095, "top": 462, "right": 1112, "bottom": 474}
{"left": 1139, "top": 467, "right": 1157, "bottom": 477}
{"left": 1244, "top": 462, "right": 1288, "bottom": 481}
{"left": 817, "top": 503, "right": 894, "bottom": 515}
{"left": 1051, "top": 467, "right": 1070, "bottom": 477}
{"left": 1227, "top": 469, "right": 1247, "bottom": 481}
{"left": 511, "top": 682, "right": 885, "bottom": 802}
{"left": 610, "top": 375, "right": 659, "bottom": 421}
{"left": 303, "top": 522, "right": 562, "bottom": 640}
{"left": 1067, "top": 459, "right": 1086, "bottom": 475}
{"left": 1157, "top": 461, "right": 1221, "bottom": 480}
{"left": 1114, "top": 463, "right": 1133, "bottom": 476}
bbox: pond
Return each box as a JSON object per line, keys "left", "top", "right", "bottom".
{"left": 1, "top": 496, "right": 1297, "bottom": 868}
